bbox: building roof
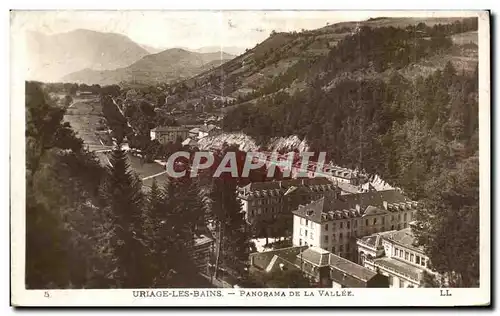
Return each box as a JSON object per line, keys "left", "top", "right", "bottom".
{"left": 151, "top": 126, "right": 189, "bottom": 133}
{"left": 328, "top": 253, "right": 377, "bottom": 283}
{"left": 292, "top": 190, "right": 418, "bottom": 223}
{"left": 358, "top": 230, "right": 397, "bottom": 249}
{"left": 238, "top": 178, "right": 337, "bottom": 199}
{"left": 373, "top": 257, "right": 423, "bottom": 282}
{"left": 250, "top": 246, "right": 379, "bottom": 287}
{"left": 199, "top": 124, "right": 218, "bottom": 133}
{"left": 299, "top": 247, "right": 331, "bottom": 267}
{"left": 189, "top": 127, "right": 201, "bottom": 133}
{"left": 249, "top": 246, "right": 307, "bottom": 271}
{"left": 383, "top": 227, "right": 423, "bottom": 252}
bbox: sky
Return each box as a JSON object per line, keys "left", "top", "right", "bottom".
{"left": 12, "top": 11, "right": 376, "bottom": 51}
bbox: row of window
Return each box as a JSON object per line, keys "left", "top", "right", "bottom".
{"left": 393, "top": 247, "right": 427, "bottom": 268}
{"left": 320, "top": 212, "right": 415, "bottom": 232}
{"left": 249, "top": 207, "right": 281, "bottom": 217}
{"left": 251, "top": 198, "right": 281, "bottom": 206}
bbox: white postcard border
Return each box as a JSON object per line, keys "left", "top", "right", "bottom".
{"left": 9, "top": 9, "right": 491, "bottom": 307}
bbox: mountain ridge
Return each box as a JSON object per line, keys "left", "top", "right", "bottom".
{"left": 27, "top": 29, "right": 149, "bottom": 82}
{"left": 62, "top": 48, "right": 235, "bottom": 85}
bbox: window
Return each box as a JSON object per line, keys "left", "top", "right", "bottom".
{"left": 354, "top": 220, "right": 358, "bottom": 228}
{"left": 332, "top": 222, "right": 336, "bottom": 230}
{"left": 339, "top": 233, "right": 343, "bottom": 240}
{"left": 340, "top": 222, "right": 343, "bottom": 229}
{"left": 332, "top": 246, "right": 336, "bottom": 253}
{"left": 305, "top": 229, "right": 308, "bottom": 237}
{"left": 332, "top": 234, "right": 336, "bottom": 241}
{"left": 399, "top": 250, "right": 404, "bottom": 258}
{"left": 404, "top": 213, "right": 407, "bottom": 221}
{"left": 340, "top": 245, "right": 344, "bottom": 252}
{"left": 306, "top": 219, "right": 309, "bottom": 226}
{"left": 391, "top": 225, "right": 394, "bottom": 230}
{"left": 324, "top": 235, "right": 329, "bottom": 243}
{"left": 421, "top": 259, "right": 426, "bottom": 267}
{"left": 325, "top": 224, "right": 329, "bottom": 231}
{"left": 373, "top": 217, "right": 377, "bottom": 225}
{"left": 399, "top": 279, "right": 404, "bottom": 288}
{"left": 299, "top": 239, "right": 302, "bottom": 246}
{"left": 347, "top": 221, "right": 350, "bottom": 229}
{"left": 393, "top": 247, "right": 398, "bottom": 256}
{"left": 310, "top": 232, "right": 313, "bottom": 240}
{"left": 410, "top": 254, "right": 414, "bottom": 262}
{"left": 416, "top": 256, "right": 421, "bottom": 265}
{"left": 366, "top": 219, "right": 369, "bottom": 226}
{"left": 405, "top": 252, "right": 409, "bottom": 260}
{"left": 353, "top": 230, "right": 357, "bottom": 237}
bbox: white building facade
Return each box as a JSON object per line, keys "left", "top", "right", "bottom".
{"left": 357, "top": 227, "right": 435, "bottom": 288}
{"left": 292, "top": 190, "right": 419, "bottom": 262}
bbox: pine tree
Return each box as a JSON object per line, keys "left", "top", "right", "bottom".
{"left": 103, "top": 145, "right": 150, "bottom": 288}
{"left": 210, "top": 177, "right": 251, "bottom": 277}
{"left": 144, "top": 179, "right": 168, "bottom": 286}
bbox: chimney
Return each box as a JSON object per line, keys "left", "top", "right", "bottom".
{"left": 383, "top": 201, "right": 388, "bottom": 210}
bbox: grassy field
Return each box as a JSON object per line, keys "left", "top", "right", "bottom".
{"left": 63, "top": 97, "right": 111, "bottom": 152}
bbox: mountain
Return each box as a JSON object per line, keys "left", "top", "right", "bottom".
{"left": 140, "top": 44, "right": 166, "bottom": 54}
{"left": 62, "top": 48, "right": 235, "bottom": 85}
{"left": 26, "top": 29, "right": 149, "bottom": 82}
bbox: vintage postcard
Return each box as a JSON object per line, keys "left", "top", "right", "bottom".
{"left": 10, "top": 10, "right": 490, "bottom": 307}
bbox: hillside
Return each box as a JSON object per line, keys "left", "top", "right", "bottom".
{"left": 176, "top": 17, "right": 477, "bottom": 105}
{"left": 63, "top": 49, "right": 235, "bottom": 85}
{"left": 26, "top": 29, "right": 149, "bottom": 82}
{"left": 216, "top": 16, "right": 479, "bottom": 201}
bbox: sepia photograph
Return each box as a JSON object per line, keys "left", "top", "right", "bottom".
{"left": 10, "top": 9, "right": 490, "bottom": 306}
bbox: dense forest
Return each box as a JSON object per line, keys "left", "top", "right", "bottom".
{"left": 25, "top": 81, "right": 235, "bottom": 288}
{"left": 223, "top": 23, "right": 480, "bottom": 287}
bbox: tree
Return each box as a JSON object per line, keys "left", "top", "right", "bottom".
{"left": 26, "top": 82, "right": 82, "bottom": 182}
{"left": 264, "top": 268, "right": 312, "bottom": 288}
{"left": 101, "top": 144, "right": 151, "bottom": 288}
{"left": 25, "top": 82, "right": 87, "bottom": 289}
{"left": 413, "top": 155, "right": 479, "bottom": 287}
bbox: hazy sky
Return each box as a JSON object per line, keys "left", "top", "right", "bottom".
{"left": 13, "top": 11, "right": 377, "bottom": 50}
